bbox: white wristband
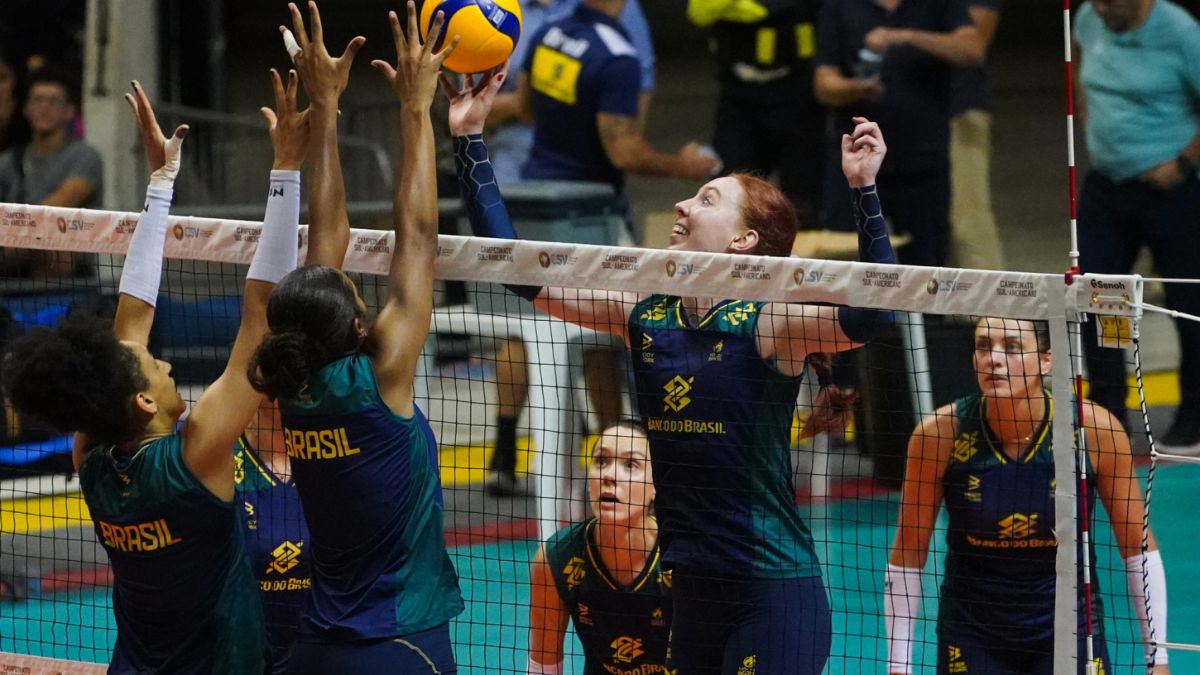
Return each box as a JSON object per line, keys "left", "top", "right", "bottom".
{"left": 885, "top": 563, "right": 922, "bottom": 674}
{"left": 247, "top": 170, "right": 301, "bottom": 283}
{"left": 526, "top": 656, "right": 563, "bottom": 675}
{"left": 118, "top": 185, "right": 173, "bottom": 306}
{"left": 1125, "top": 549, "right": 1169, "bottom": 666}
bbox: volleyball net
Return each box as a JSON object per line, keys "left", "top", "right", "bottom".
{"left": 0, "top": 202, "right": 1197, "bottom": 674}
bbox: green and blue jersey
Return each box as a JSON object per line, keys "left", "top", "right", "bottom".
{"left": 628, "top": 295, "right": 820, "bottom": 579}
{"left": 278, "top": 354, "right": 463, "bottom": 641}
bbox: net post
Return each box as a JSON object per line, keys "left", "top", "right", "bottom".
{"left": 1048, "top": 284, "right": 1080, "bottom": 675}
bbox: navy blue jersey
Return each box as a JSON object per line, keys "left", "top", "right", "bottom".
{"left": 521, "top": 4, "right": 641, "bottom": 188}
{"left": 234, "top": 438, "right": 311, "bottom": 674}
{"left": 544, "top": 519, "right": 671, "bottom": 674}
{"left": 627, "top": 296, "right": 820, "bottom": 579}
{"left": 940, "top": 393, "right": 1103, "bottom": 641}
{"left": 278, "top": 354, "right": 463, "bottom": 641}
{"left": 80, "top": 435, "right": 265, "bottom": 674}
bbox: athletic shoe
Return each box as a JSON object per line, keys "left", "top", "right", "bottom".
{"left": 1157, "top": 413, "right": 1200, "bottom": 455}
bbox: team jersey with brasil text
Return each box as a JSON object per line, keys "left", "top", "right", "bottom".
{"left": 940, "top": 392, "right": 1104, "bottom": 642}
{"left": 80, "top": 434, "right": 265, "bottom": 675}
{"left": 628, "top": 295, "right": 820, "bottom": 579}
{"left": 545, "top": 519, "right": 671, "bottom": 675}
{"left": 234, "top": 438, "right": 311, "bottom": 674}
{"left": 278, "top": 353, "right": 463, "bottom": 640}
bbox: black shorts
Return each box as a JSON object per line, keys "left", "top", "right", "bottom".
{"left": 666, "top": 571, "right": 831, "bottom": 675}
{"left": 937, "top": 628, "right": 1111, "bottom": 675}
{"left": 286, "top": 623, "right": 456, "bottom": 675}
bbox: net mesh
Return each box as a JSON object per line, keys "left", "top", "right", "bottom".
{"left": 0, "top": 203, "right": 1196, "bottom": 674}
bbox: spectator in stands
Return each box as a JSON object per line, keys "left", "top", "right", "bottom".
{"left": 948, "top": 0, "right": 1004, "bottom": 270}
{"left": 0, "top": 66, "right": 101, "bottom": 276}
{"left": 1073, "top": 0, "right": 1200, "bottom": 451}
{"left": 0, "top": 47, "right": 30, "bottom": 154}
{"left": 814, "top": 0, "right": 983, "bottom": 268}
{"left": 687, "top": 0, "right": 826, "bottom": 228}
{"left": 480, "top": 0, "right": 717, "bottom": 496}
{"left": 489, "top": 0, "right": 656, "bottom": 185}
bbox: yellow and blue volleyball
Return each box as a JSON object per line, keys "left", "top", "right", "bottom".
{"left": 420, "top": 0, "right": 523, "bottom": 74}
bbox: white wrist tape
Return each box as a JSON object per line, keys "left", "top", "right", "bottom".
{"left": 247, "top": 171, "right": 301, "bottom": 283}
{"left": 1125, "top": 550, "right": 1169, "bottom": 666}
{"left": 149, "top": 134, "right": 185, "bottom": 189}
{"left": 526, "top": 656, "right": 563, "bottom": 675}
{"left": 118, "top": 185, "right": 173, "bottom": 306}
{"left": 885, "top": 563, "right": 922, "bottom": 675}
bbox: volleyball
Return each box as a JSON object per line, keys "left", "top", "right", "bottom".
{"left": 420, "top": 0, "right": 522, "bottom": 74}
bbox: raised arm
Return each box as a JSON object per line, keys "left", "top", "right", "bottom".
{"left": 114, "top": 81, "right": 188, "bottom": 346}
{"left": 528, "top": 544, "right": 569, "bottom": 674}
{"left": 1085, "top": 402, "right": 1170, "bottom": 673}
{"left": 885, "top": 404, "right": 955, "bottom": 675}
{"left": 366, "top": 3, "right": 456, "bottom": 416}
{"left": 182, "top": 69, "right": 307, "bottom": 500}
{"left": 285, "top": 1, "right": 365, "bottom": 268}
{"left": 441, "top": 66, "right": 637, "bottom": 341}
{"left": 759, "top": 117, "right": 896, "bottom": 375}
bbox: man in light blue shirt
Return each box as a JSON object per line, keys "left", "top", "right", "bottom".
{"left": 489, "top": 0, "right": 656, "bottom": 184}
{"left": 1074, "top": 0, "right": 1200, "bottom": 451}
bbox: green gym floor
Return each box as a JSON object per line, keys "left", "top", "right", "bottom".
{"left": 4, "top": 464, "right": 1197, "bottom": 674}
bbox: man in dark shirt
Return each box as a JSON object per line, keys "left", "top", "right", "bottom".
{"left": 688, "top": 0, "right": 826, "bottom": 227}
{"left": 814, "top": 0, "right": 982, "bottom": 267}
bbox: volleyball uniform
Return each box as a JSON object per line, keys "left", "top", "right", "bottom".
{"left": 277, "top": 354, "right": 463, "bottom": 646}
{"left": 627, "top": 295, "right": 831, "bottom": 674}
{"left": 79, "top": 435, "right": 265, "bottom": 675}
{"left": 544, "top": 518, "right": 671, "bottom": 675}
{"left": 234, "top": 438, "right": 311, "bottom": 674}
{"left": 521, "top": 4, "right": 641, "bottom": 190}
{"left": 939, "top": 392, "right": 1110, "bottom": 674}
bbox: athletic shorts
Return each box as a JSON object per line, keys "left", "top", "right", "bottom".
{"left": 665, "top": 570, "right": 831, "bottom": 675}
{"left": 937, "top": 627, "right": 1111, "bottom": 675}
{"left": 285, "top": 623, "right": 456, "bottom": 675}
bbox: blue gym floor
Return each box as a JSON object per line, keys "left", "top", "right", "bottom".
{"left": 4, "top": 464, "right": 1197, "bottom": 673}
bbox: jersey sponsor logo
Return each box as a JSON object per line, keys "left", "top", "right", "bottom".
{"left": 97, "top": 518, "right": 183, "bottom": 553}
{"left": 952, "top": 432, "right": 978, "bottom": 463}
{"left": 721, "top": 303, "right": 757, "bottom": 327}
{"left": 283, "top": 426, "right": 361, "bottom": 460}
{"left": 234, "top": 450, "right": 246, "bottom": 485}
{"left": 259, "top": 577, "right": 311, "bottom": 592}
{"left": 998, "top": 513, "right": 1038, "bottom": 539}
{"left": 662, "top": 375, "right": 693, "bottom": 413}
{"left": 577, "top": 602, "right": 594, "bottom": 626}
{"left": 531, "top": 45, "right": 582, "bottom": 105}
{"left": 736, "top": 655, "right": 756, "bottom": 675}
{"left": 966, "top": 512, "right": 1056, "bottom": 549}
{"left": 641, "top": 334, "right": 654, "bottom": 364}
{"left": 946, "top": 645, "right": 967, "bottom": 673}
{"left": 707, "top": 340, "right": 724, "bottom": 362}
{"left": 564, "top": 556, "right": 588, "bottom": 589}
{"left": 267, "top": 540, "right": 304, "bottom": 575}
{"left": 610, "top": 636, "right": 645, "bottom": 664}
{"left": 651, "top": 607, "right": 665, "bottom": 627}
{"left": 965, "top": 475, "right": 981, "bottom": 503}
{"left": 640, "top": 299, "right": 669, "bottom": 322}
{"left": 659, "top": 568, "right": 672, "bottom": 588}
{"left": 644, "top": 417, "right": 726, "bottom": 435}
{"left": 243, "top": 501, "right": 257, "bottom": 531}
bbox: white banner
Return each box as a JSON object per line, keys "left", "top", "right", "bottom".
{"left": 0, "top": 202, "right": 1141, "bottom": 319}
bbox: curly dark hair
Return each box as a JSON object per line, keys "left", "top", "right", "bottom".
{"left": 2, "top": 316, "right": 149, "bottom": 445}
